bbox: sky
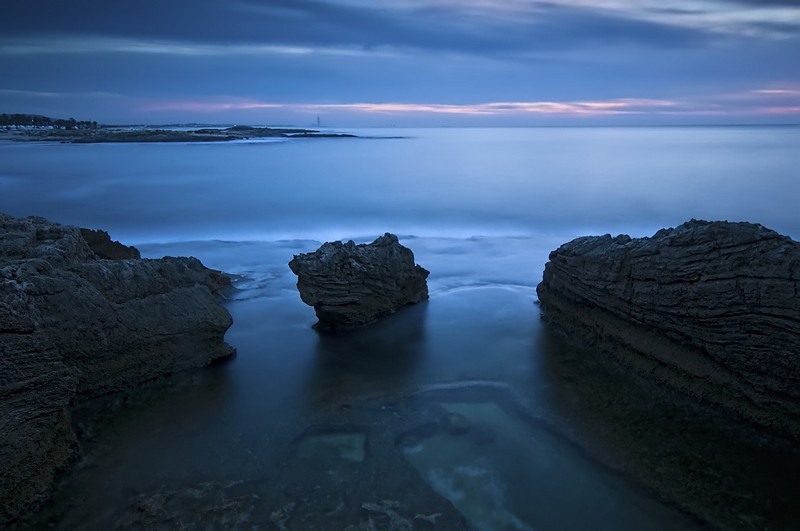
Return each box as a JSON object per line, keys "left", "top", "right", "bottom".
{"left": 1, "top": 0, "right": 799, "bottom": 126}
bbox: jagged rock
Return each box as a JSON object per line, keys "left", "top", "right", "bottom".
{"left": 289, "top": 233, "right": 429, "bottom": 330}
{"left": 0, "top": 213, "right": 235, "bottom": 524}
{"left": 537, "top": 219, "right": 800, "bottom": 440}
{"left": 79, "top": 227, "right": 141, "bottom": 259}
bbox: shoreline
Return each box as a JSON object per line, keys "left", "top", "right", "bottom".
{"left": 0, "top": 125, "right": 356, "bottom": 144}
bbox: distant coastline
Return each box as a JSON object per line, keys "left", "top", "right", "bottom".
{"left": 0, "top": 113, "right": 356, "bottom": 143}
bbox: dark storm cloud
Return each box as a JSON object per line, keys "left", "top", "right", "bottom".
{"left": 1, "top": 0, "right": 798, "bottom": 124}
{"left": 0, "top": 0, "right": 711, "bottom": 54}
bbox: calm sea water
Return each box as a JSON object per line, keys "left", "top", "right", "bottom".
{"left": 2, "top": 127, "right": 799, "bottom": 529}
{"left": 3, "top": 126, "right": 799, "bottom": 243}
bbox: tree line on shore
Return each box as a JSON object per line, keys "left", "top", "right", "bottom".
{"left": 1, "top": 113, "right": 98, "bottom": 130}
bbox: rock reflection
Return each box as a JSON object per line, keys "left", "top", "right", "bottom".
{"left": 535, "top": 322, "right": 800, "bottom": 529}
{"left": 305, "top": 301, "right": 429, "bottom": 408}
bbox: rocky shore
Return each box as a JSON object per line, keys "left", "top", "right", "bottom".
{"left": 289, "top": 234, "right": 429, "bottom": 330}
{"left": 537, "top": 219, "right": 800, "bottom": 440}
{"left": 0, "top": 214, "right": 234, "bottom": 524}
{"left": 0, "top": 124, "right": 356, "bottom": 143}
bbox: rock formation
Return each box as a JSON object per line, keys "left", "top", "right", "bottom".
{"left": 79, "top": 227, "right": 141, "bottom": 259}
{"left": 289, "top": 233, "right": 429, "bottom": 330}
{"left": 0, "top": 213, "right": 235, "bottom": 524}
{"left": 537, "top": 220, "right": 800, "bottom": 440}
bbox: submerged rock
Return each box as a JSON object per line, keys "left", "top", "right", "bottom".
{"left": 536, "top": 219, "right": 800, "bottom": 440}
{"left": 114, "top": 481, "right": 264, "bottom": 530}
{"left": 289, "top": 233, "right": 429, "bottom": 330}
{"left": 440, "top": 412, "right": 471, "bottom": 435}
{"left": 0, "top": 213, "right": 235, "bottom": 524}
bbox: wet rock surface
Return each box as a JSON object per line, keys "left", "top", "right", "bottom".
{"left": 289, "top": 233, "right": 429, "bottom": 330}
{"left": 537, "top": 219, "right": 800, "bottom": 440}
{"left": 0, "top": 213, "right": 234, "bottom": 524}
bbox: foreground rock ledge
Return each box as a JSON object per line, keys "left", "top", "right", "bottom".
{"left": 537, "top": 220, "right": 800, "bottom": 440}
{"left": 289, "top": 233, "right": 429, "bottom": 330}
{"left": 0, "top": 213, "right": 235, "bottom": 524}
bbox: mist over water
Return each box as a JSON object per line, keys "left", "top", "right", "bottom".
{"left": 2, "top": 127, "right": 798, "bottom": 245}
{"left": 2, "top": 127, "right": 798, "bottom": 529}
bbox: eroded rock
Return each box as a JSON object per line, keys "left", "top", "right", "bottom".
{"left": 79, "top": 227, "right": 141, "bottom": 259}
{"left": 289, "top": 233, "right": 429, "bottom": 330}
{"left": 536, "top": 219, "right": 800, "bottom": 439}
{"left": 0, "top": 213, "right": 235, "bottom": 523}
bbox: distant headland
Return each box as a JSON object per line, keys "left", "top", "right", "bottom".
{"left": 0, "top": 113, "right": 356, "bottom": 143}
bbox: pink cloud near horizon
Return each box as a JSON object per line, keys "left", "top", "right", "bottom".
{"left": 141, "top": 98, "right": 677, "bottom": 116}
{"left": 138, "top": 88, "right": 800, "bottom": 120}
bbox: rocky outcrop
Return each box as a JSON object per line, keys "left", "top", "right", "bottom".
{"left": 537, "top": 220, "right": 800, "bottom": 440}
{"left": 79, "top": 227, "right": 141, "bottom": 259}
{"left": 6, "top": 125, "right": 356, "bottom": 143}
{"left": 289, "top": 234, "right": 429, "bottom": 330}
{"left": 0, "top": 213, "right": 235, "bottom": 523}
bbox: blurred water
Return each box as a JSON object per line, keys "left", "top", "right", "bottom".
{"left": 1, "top": 127, "right": 798, "bottom": 244}
{"left": 2, "top": 127, "right": 798, "bottom": 529}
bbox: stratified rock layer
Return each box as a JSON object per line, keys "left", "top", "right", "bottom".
{"left": 537, "top": 220, "right": 800, "bottom": 440}
{"left": 289, "top": 233, "right": 429, "bottom": 330}
{"left": 0, "top": 213, "right": 235, "bottom": 523}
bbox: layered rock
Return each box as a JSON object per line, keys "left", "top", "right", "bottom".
{"left": 289, "top": 233, "right": 429, "bottom": 330}
{"left": 0, "top": 213, "right": 235, "bottom": 523}
{"left": 537, "top": 220, "right": 800, "bottom": 440}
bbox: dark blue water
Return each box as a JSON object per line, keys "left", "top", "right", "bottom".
{"left": 2, "top": 127, "right": 798, "bottom": 529}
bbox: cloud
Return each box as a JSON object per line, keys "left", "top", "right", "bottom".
{"left": 143, "top": 100, "right": 283, "bottom": 112}
{"left": 2, "top": 1, "right": 797, "bottom": 125}
{"left": 138, "top": 91, "right": 800, "bottom": 119}
{"left": 297, "top": 99, "right": 678, "bottom": 116}
{"left": 0, "top": 0, "right": 714, "bottom": 56}
{"left": 721, "top": 0, "right": 800, "bottom": 6}
{"left": 0, "top": 88, "right": 63, "bottom": 98}
{"left": 0, "top": 37, "right": 391, "bottom": 59}
{"left": 140, "top": 98, "right": 674, "bottom": 117}
{"left": 752, "top": 89, "right": 800, "bottom": 95}
{"left": 2, "top": 0, "right": 797, "bottom": 60}
{"left": 3, "top": 84, "right": 798, "bottom": 124}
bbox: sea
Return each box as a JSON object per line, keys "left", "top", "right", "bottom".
{"left": 2, "top": 126, "right": 799, "bottom": 529}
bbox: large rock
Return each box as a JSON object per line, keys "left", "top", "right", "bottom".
{"left": 537, "top": 220, "right": 800, "bottom": 440}
{"left": 79, "top": 227, "right": 141, "bottom": 259}
{"left": 289, "top": 233, "right": 429, "bottom": 330}
{"left": 0, "top": 213, "right": 235, "bottom": 523}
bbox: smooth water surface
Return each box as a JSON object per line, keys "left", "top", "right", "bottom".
{"left": 2, "top": 127, "right": 799, "bottom": 243}
{"left": 2, "top": 127, "right": 799, "bottom": 529}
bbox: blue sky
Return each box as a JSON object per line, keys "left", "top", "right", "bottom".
{"left": 1, "top": 0, "right": 799, "bottom": 126}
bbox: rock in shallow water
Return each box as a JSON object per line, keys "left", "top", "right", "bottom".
{"left": 289, "top": 233, "right": 429, "bottom": 330}
{"left": 536, "top": 219, "right": 800, "bottom": 440}
{"left": 0, "top": 213, "right": 235, "bottom": 524}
